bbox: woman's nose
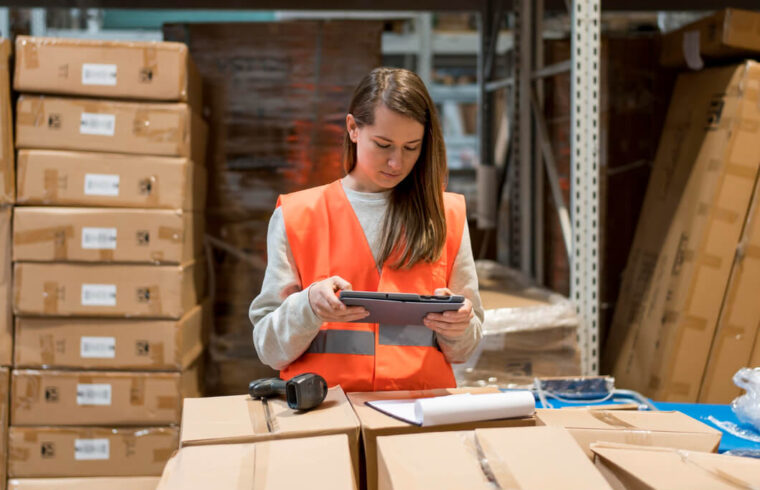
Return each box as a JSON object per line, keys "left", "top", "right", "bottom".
{"left": 388, "top": 149, "right": 403, "bottom": 169}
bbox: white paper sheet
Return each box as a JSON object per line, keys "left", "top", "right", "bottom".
{"left": 366, "top": 391, "right": 535, "bottom": 426}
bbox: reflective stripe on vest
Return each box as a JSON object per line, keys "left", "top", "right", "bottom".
{"left": 305, "top": 325, "right": 438, "bottom": 355}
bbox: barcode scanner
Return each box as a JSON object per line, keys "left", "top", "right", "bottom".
{"left": 249, "top": 373, "right": 328, "bottom": 411}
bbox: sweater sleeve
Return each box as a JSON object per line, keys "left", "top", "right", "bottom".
{"left": 436, "top": 220, "right": 484, "bottom": 363}
{"left": 249, "top": 207, "right": 323, "bottom": 370}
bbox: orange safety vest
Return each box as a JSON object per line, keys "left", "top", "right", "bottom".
{"left": 277, "top": 180, "right": 466, "bottom": 392}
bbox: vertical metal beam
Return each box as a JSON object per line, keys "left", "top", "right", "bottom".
{"left": 533, "top": 0, "right": 545, "bottom": 285}
{"left": 417, "top": 13, "right": 433, "bottom": 88}
{"left": 570, "top": 0, "right": 601, "bottom": 376}
{"left": 30, "top": 8, "right": 47, "bottom": 37}
{"left": 510, "top": 0, "right": 533, "bottom": 275}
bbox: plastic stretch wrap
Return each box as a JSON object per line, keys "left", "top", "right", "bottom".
{"left": 732, "top": 367, "right": 760, "bottom": 432}
{"left": 455, "top": 261, "right": 581, "bottom": 388}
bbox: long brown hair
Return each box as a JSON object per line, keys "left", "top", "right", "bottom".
{"left": 343, "top": 67, "right": 448, "bottom": 270}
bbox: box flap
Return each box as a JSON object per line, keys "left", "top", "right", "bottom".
{"left": 180, "top": 386, "right": 359, "bottom": 446}
{"left": 536, "top": 409, "right": 721, "bottom": 435}
{"left": 592, "top": 442, "right": 760, "bottom": 488}
{"left": 158, "top": 435, "right": 355, "bottom": 490}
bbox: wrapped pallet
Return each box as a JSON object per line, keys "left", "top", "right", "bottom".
{"left": 454, "top": 260, "right": 581, "bottom": 388}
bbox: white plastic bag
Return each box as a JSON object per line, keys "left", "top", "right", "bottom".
{"left": 732, "top": 367, "right": 760, "bottom": 431}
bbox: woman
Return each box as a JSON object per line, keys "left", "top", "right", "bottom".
{"left": 250, "top": 67, "right": 483, "bottom": 392}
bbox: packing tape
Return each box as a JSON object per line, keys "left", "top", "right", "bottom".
{"left": 682, "top": 30, "right": 704, "bottom": 71}
{"left": 150, "top": 251, "right": 166, "bottom": 262}
{"left": 683, "top": 315, "right": 708, "bottom": 331}
{"left": 460, "top": 431, "right": 509, "bottom": 490}
{"left": 23, "top": 429, "right": 37, "bottom": 443}
{"left": 143, "top": 46, "right": 159, "bottom": 80}
{"left": 42, "top": 281, "right": 59, "bottom": 315}
{"left": 590, "top": 411, "right": 638, "bottom": 429}
{"left": 158, "top": 226, "right": 182, "bottom": 243}
{"left": 144, "top": 285, "right": 162, "bottom": 316}
{"left": 21, "top": 38, "right": 39, "bottom": 70}
{"left": 43, "top": 168, "right": 58, "bottom": 201}
{"left": 150, "top": 340, "right": 165, "bottom": 367}
{"left": 252, "top": 441, "right": 270, "bottom": 489}
{"left": 132, "top": 108, "right": 181, "bottom": 146}
{"left": 20, "top": 372, "right": 41, "bottom": 408}
{"left": 39, "top": 333, "right": 56, "bottom": 366}
{"left": 15, "top": 226, "right": 74, "bottom": 261}
{"left": 98, "top": 249, "right": 114, "bottom": 262}
{"left": 247, "top": 399, "right": 270, "bottom": 435}
{"left": 16, "top": 97, "right": 45, "bottom": 127}
{"left": 157, "top": 395, "right": 178, "bottom": 411}
{"left": 16, "top": 152, "right": 28, "bottom": 201}
{"left": 724, "top": 162, "right": 760, "bottom": 181}
{"left": 622, "top": 430, "right": 653, "bottom": 446}
{"left": 130, "top": 376, "right": 145, "bottom": 406}
{"left": 9, "top": 446, "right": 30, "bottom": 463}
{"left": 676, "top": 449, "right": 757, "bottom": 489}
{"left": 154, "top": 447, "right": 173, "bottom": 464}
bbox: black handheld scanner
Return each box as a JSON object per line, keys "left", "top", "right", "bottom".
{"left": 248, "top": 373, "right": 328, "bottom": 411}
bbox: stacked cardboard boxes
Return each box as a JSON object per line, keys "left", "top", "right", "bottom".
{"left": 8, "top": 37, "right": 208, "bottom": 482}
{"left": 603, "top": 10, "right": 760, "bottom": 403}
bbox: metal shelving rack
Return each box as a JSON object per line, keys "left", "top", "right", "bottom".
{"left": 12, "top": 0, "right": 603, "bottom": 375}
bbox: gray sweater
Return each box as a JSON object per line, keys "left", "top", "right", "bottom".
{"left": 250, "top": 179, "right": 484, "bottom": 371}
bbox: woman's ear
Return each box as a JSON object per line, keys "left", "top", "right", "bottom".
{"left": 346, "top": 114, "right": 358, "bottom": 143}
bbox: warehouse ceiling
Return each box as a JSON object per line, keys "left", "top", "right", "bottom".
{"left": 6, "top": 0, "right": 760, "bottom": 11}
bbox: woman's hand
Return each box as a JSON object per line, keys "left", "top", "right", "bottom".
{"left": 308, "top": 276, "right": 369, "bottom": 322}
{"left": 423, "top": 287, "right": 473, "bottom": 339}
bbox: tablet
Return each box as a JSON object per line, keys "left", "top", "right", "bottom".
{"left": 339, "top": 291, "right": 464, "bottom": 325}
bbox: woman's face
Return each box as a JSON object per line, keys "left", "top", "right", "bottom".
{"left": 346, "top": 104, "right": 425, "bottom": 193}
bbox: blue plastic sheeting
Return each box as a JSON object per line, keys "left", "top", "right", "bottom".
{"left": 653, "top": 402, "right": 760, "bottom": 455}
{"left": 103, "top": 10, "right": 276, "bottom": 29}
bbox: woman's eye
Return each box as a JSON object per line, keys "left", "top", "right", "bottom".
{"left": 374, "top": 142, "right": 391, "bottom": 149}
{"left": 404, "top": 146, "right": 419, "bottom": 151}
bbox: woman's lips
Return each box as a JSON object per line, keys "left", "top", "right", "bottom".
{"left": 380, "top": 171, "right": 401, "bottom": 178}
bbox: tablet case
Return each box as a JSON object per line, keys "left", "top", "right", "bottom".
{"left": 339, "top": 291, "right": 464, "bottom": 325}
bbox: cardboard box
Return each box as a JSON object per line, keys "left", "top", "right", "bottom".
{"left": 0, "top": 368, "right": 9, "bottom": 490}
{"left": 11, "top": 367, "right": 200, "bottom": 426}
{"left": 661, "top": 9, "right": 760, "bottom": 68}
{"left": 535, "top": 409, "right": 721, "bottom": 458}
{"left": 16, "top": 150, "right": 206, "bottom": 210}
{"left": 0, "top": 207, "right": 11, "bottom": 366}
{"left": 13, "top": 260, "right": 205, "bottom": 319}
{"left": 16, "top": 96, "right": 207, "bottom": 161}
{"left": 157, "top": 435, "right": 356, "bottom": 490}
{"left": 8, "top": 426, "right": 178, "bottom": 478}
{"left": 604, "top": 62, "right": 760, "bottom": 401}
{"left": 13, "top": 207, "right": 203, "bottom": 264}
{"left": 9, "top": 477, "right": 160, "bottom": 490}
{"left": 14, "top": 36, "right": 201, "bottom": 108}
{"left": 699, "top": 176, "right": 760, "bottom": 403}
{"left": 592, "top": 442, "right": 760, "bottom": 489}
{"left": 377, "top": 426, "right": 611, "bottom": 489}
{"left": 348, "top": 388, "right": 536, "bottom": 490}
{"left": 14, "top": 301, "right": 207, "bottom": 370}
{"left": 180, "top": 387, "right": 360, "bottom": 487}
{"left": 0, "top": 39, "right": 13, "bottom": 204}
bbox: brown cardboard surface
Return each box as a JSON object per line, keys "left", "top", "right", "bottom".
{"left": 15, "top": 96, "right": 207, "bottom": 161}
{"left": 0, "top": 368, "right": 9, "bottom": 490}
{"left": 604, "top": 61, "right": 760, "bottom": 401}
{"left": 348, "top": 388, "right": 536, "bottom": 490}
{"left": 11, "top": 367, "right": 199, "bottom": 426}
{"left": 536, "top": 409, "right": 722, "bottom": 458}
{"left": 377, "top": 426, "right": 611, "bottom": 490}
{"left": 699, "top": 175, "right": 760, "bottom": 403}
{"left": 592, "top": 442, "right": 760, "bottom": 489}
{"left": 13, "top": 207, "right": 203, "bottom": 264}
{"left": 16, "top": 150, "right": 206, "bottom": 210}
{"left": 8, "top": 426, "right": 178, "bottom": 478}
{"left": 661, "top": 9, "right": 760, "bottom": 68}
{"left": 0, "top": 39, "right": 13, "bottom": 204}
{"left": 8, "top": 477, "right": 159, "bottom": 490}
{"left": 180, "top": 386, "right": 360, "bottom": 487}
{"left": 13, "top": 260, "right": 205, "bottom": 319}
{"left": 14, "top": 36, "right": 201, "bottom": 108}
{"left": 14, "top": 300, "right": 207, "bottom": 370}
{"left": 157, "top": 435, "right": 355, "bottom": 490}
{"left": 0, "top": 207, "right": 11, "bottom": 366}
